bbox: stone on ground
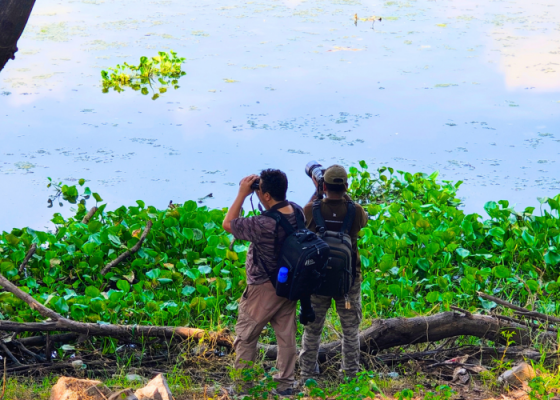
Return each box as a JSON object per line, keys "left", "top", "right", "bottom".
{"left": 498, "top": 362, "right": 536, "bottom": 388}
{"left": 51, "top": 377, "right": 113, "bottom": 400}
{"left": 134, "top": 374, "right": 173, "bottom": 400}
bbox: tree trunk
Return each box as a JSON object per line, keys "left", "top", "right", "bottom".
{"left": 0, "top": 0, "right": 36, "bottom": 72}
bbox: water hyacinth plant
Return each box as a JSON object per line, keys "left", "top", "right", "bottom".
{"left": 101, "top": 50, "right": 186, "bottom": 100}
{"left": 0, "top": 161, "right": 559, "bottom": 345}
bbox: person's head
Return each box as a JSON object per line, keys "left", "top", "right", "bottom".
{"left": 322, "top": 165, "right": 348, "bottom": 199}
{"left": 257, "top": 169, "right": 288, "bottom": 208}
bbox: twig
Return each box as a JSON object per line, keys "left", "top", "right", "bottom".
{"left": 17, "top": 244, "right": 36, "bottom": 274}
{"left": 100, "top": 220, "right": 153, "bottom": 275}
{"left": 427, "top": 362, "right": 478, "bottom": 369}
{"left": 477, "top": 292, "right": 560, "bottom": 324}
{"left": 81, "top": 206, "right": 98, "bottom": 224}
{"left": 514, "top": 311, "right": 560, "bottom": 325}
{"left": 0, "top": 358, "right": 5, "bottom": 400}
{"left": 12, "top": 340, "right": 46, "bottom": 362}
{"left": 0, "top": 341, "right": 22, "bottom": 366}
{"left": 494, "top": 314, "right": 557, "bottom": 333}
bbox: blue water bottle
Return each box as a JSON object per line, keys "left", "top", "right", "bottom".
{"left": 278, "top": 267, "right": 289, "bottom": 283}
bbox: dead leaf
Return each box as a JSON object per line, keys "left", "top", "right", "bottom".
{"left": 132, "top": 229, "right": 141, "bottom": 238}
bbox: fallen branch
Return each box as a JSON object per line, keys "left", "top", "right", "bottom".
{"left": 0, "top": 272, "right": 232, "bottom": 348}
{"left": 262, "top": 311, "right": 557, "bottom": 361}
{"left": 18, "top": 333, "right": 79, "bottom": 347}
{"left": 17, "top": 244, "right": 36, "bottom": 274}
{"left": 0, "top": 274, "right": 60, "bottom": 321}
{"left": 0, "top": 341, "right": 21, "bottom": 366}
{"left": 81, "top": 206, "right": 98, "bottom": 224}
{"left": 494, "top": 313, "right": 558, "bottom": 333}
{"left": 478, "top": 292, "right": 560, "bottom": 325}
{"left": 100, "top": 220, "right": 153, "bottom": 275}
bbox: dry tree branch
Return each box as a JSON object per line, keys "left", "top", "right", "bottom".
{"left": 17, "top": 244, "right": 36, "bottom": 274}
{"left": 81, "top": 206, "right": 98, "bottom": 224}
{"left": 478, "top": 292, "right": 560, "bottom": 325}
{"left": 100, "top": 220, "right": 153, "bottom": 275}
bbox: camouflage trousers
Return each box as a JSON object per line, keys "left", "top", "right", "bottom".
{"left": 299, "top": 276, "right": 362, "bottom": 378}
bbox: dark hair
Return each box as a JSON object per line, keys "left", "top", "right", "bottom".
{"left": 325, "top": 182, "right": 346, "bottom": 194}
{"left": 260, "top": 169, "right": 288, "bottom": 201}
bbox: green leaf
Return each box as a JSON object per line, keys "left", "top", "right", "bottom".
{"left": 82, "top": 242, "right": 97, "bottom": 255}
{"left": 544, "top": 250, "right": 560, "bottom": 265}
{"left": 488, "top": 227, "right": 505, "bottom": 238}
{"left": 92, "top": 193, "right": 103, "bottom": 202}
{"left": 190, "top": 296, "right": 207, "bottom": 309}
{"left": 116, "top": 280, "right": 130, "bottom": 293}
{"left": 522, "top": 230, "right": 535, "bottom": 247}
{"left": 196, "top": 284, "right": 209, "bottom": 296}
{"left": 198, "top": 265, "right": 212, "bottom": 275}
{"left": 426, "top": 291, "right": 440, "bottom": 303}
{"left": 493, "top": 266, "right": 510, "bottom": 279}
{"left": 526, "top": 280, "right": 540, "bottom": 293}
{"left": 108, "top": 234, "right": 121, "bottom": 247}
{"left": 85, "top": 286, "right": 101, "bottom": 297}
{"left": 182, "top": 285, "right": 195, "bottom": 296}
{"left": 79, "top": 179, "right": 85, "bottom": 186}
{"left": 455, "top": 248, "right": 470, "bottom": 258}
{"left": 54, "top": 298, "right": 69, "bottom": 314}
{"left": 4, "top": 234, "right": 19, "bottom": 246}
{"left": 416, "top": 258, "right": 430, "bottom": 271}
{"left": 146, "top": 269, "right": 161, "bottom": 280}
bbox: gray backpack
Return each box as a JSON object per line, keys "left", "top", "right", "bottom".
{"left": 312, "top": 200, "right": 356, "bottom": 298}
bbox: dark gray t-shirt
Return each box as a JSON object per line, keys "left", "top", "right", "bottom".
{"left": 230, "top": 203, "right": 302, "bottom": 285}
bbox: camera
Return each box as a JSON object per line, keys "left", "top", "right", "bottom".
{"left": 305, "top": 161, "right": 324, "bottom": 184}
{"left": 250, "top": 180, "right": 260, "bottom": 190}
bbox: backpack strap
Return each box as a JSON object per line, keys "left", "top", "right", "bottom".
{"left": 340, "top": 201, "right": 356, "bottom": 234}
{"left": 312, "top": 200, "right": 326, "bottom": 233}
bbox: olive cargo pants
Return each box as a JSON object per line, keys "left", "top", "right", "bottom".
{"left": 299, "top": 276, "right": 362, "bottom": 378}
{"left": 234, "top": 281, "right": 297, "bottom": 390}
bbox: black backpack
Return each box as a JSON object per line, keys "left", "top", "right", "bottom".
{"left": 254, "top": 202, "right": 330, "bottom": 301}
{"left": 312, "top": 200, "right": 356, "bottom": 298}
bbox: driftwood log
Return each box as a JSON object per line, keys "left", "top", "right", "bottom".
{"left": 0, "top": 0, "right": 36, "bottom": 72}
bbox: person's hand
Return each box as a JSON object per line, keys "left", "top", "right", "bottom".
{"left": 312, "top": 176, "right": 319, "bottom": 190}
{"left": 238, "top": 174, "right": 259, "bottom": 198}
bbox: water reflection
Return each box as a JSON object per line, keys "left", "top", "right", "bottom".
{"left": 0, "top": 0, "right": 559, "bottom": 231}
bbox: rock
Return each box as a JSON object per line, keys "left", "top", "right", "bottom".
{"left": 452, "top": 367, "right": 470, "bottom": 384}
{"left": 71, "top": 360, "right": 85, "bottom": 370}
{"left": 108, "top": 389, "right": 139, "bottom": 400}
{"left": 126, "top": 374, "right": 146, "bottom": 383}
{"left": 134, "top": 374, "right": 173, "bottom": 400}
{"left": 51, "top": 377, "right": 112, "bottom": 400}
{"left": 498, "top": 362, "right": 536, "bottom": 388}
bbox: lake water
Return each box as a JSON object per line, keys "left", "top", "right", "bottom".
{"left": 1, "top": 0, "right": 559, "bottom": 231}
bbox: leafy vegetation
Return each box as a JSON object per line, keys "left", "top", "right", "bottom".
{"left": 1, "top": 161, "right": 560, "bottom": 344}
{"left": 101, "top": 50, "right": 186, "bottom": 100}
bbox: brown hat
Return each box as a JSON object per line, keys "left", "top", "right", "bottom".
{"left": 324, "top": 165, "right": 348, "bottom": 185}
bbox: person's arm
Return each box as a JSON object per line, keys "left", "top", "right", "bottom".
{"left": 308, "top": 176, "right": 320, "bottom": 203}
{"left": 223, "top": 174, "right": 259, "bottom": 233}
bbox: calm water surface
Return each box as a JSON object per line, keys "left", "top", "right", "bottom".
{"left": 1, "top": 0, "right": 559, "bottom": 231}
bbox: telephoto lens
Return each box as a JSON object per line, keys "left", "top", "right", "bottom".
{"left": 305, "top": 160, "right": 324, "bottom": 182}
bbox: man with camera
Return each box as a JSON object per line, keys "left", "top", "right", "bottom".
{"left": 299, "top": 163, "right": 368, "bottom": 382}
{"left": 222, "top": 169, "right": 302, "bottom": 396}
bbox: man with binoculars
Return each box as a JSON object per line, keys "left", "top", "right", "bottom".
{"left": 222, "top": 168, "right": 302, "bottom": 396}
{"left": 300, "top": 162, "right": 368, "bottom": 382}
